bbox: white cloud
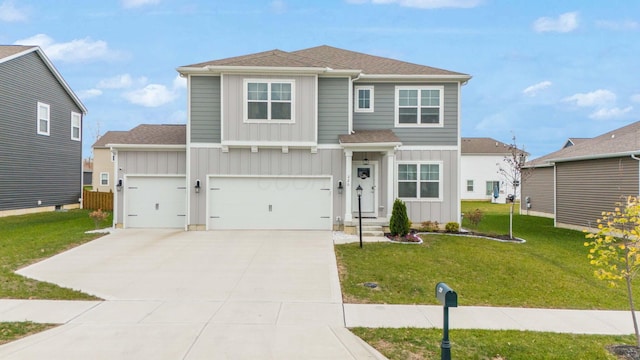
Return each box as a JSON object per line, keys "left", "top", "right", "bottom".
{"left": 123, "top": 84, "right": 177, "bottom": 107}
{"left": 596, "top": 20, "right": 639, "bottom": 31}
{"left": 122, "top": 0, "right": 160, "bottom": 9}
{"left": 347, "top": 0, "right": 482, "bottom": 9}
{"left": 13, "top": 34, "right": 115, "bottom": 63}
{"left": 533, "top": 12, "right": 578, "bottom": 33}
{"left": 271, "top": 0, "right": 286, "bottom": 13}
{"left": 172, "top": 75, "right": 187, "bottom": 89}
{"left": 631, "top": 94, "right": 640, "bottom": 103}
{"left": 589, "top": 106, "right": 633, "bottom": 120}
{"left": 97, "top": 74, "right": 147, "bottom": 89}
{"left": 0, "top": 0, "right": 27, "bottom": 22}
{"left": 523, "top": 81, "right": 552, "bottom": 96}
{"left": 563, "top": 89, "right": 616, "bottom": 107}
{"left": 77, "top": 89, "right": 103, "bottom": 100}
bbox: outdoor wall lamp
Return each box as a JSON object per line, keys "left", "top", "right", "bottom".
{"left": 337, "top": 180, "right": 343, "bottom": 194}
{"left": 363, "top": 152, "right": 369, "bottom": 165}
{"left": 116, "top": 178, "right": 123, "bottom": 192}
{"left": 195, "top": 179, "right": 201, "bottom": 193}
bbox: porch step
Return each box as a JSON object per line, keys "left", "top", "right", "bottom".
{"left": 357, "top": 225, "right": 385, "bottom": 237}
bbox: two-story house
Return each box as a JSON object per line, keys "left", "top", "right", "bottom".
{"left": 110, "top": 46, "right": 470, "bottom": 230}
{"left": 0, "top": 45, "right": 87, "bottom": 216}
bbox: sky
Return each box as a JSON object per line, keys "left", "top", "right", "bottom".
{"left": 1, "top": 0, "right": 639, "bottom": 159}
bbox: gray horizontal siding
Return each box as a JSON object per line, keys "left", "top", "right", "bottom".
{"left": 520, "top": 166, "right": 554, "bottom": 216}
{"left": 318, "top": 77, "right": 349, "bottom": 144}
{"left": 556, "top": 157, "right": 639, "bottom": 228}
{"left": 0, "top": 51, "right": 83, "bottom": 211}
{"left": 353, "top": 82, "right": 459, "bottom": 146}
{"left": 191, "top": 76, "right": 221, "bottom": 143}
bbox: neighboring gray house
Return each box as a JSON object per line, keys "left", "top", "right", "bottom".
{"left": 110, "top": 45, "right": 471, "bottom": 230}
{"left": 521, "top": 121, "right": 640, "bottom": 230}
{"left": 0, "top": 45, "right": 87, "bottom": 216}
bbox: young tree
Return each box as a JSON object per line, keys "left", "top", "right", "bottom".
{"left": 390, "top": 199, "right": 410, "bottom": 237}
{"left": 497, "top": 135, "right": 531, "bottom": 239}
{"left": 585, "top": 196, "right": 640, "bottom": 347}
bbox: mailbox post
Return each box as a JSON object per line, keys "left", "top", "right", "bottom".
{"left": 435, "top": 282, "right": 457, "bottom": 360}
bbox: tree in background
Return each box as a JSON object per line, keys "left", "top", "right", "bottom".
{"left": 497, "top": 135, "right": 531, "bottom": 239}
{"left": 585, "top": 196, "right": 640, "bottom": 347}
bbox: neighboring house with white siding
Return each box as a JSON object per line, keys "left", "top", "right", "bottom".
{"left": 521, "top": 121, "right": 640, "bottom": 230}
{"left": 110, "top": 45, "right": 471, "bottom": 230}
{"left": 0, "top": 45, "right": 87, "bottom": 216}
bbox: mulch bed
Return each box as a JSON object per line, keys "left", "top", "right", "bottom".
{"left": 609, "top": 345, "right": 640, "bottom": 360}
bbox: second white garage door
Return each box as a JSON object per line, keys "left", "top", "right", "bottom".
{"left": 208, "top": 176, "right": 332, "bottom": 230}
{"left": 125, "top": 176, "right": 186, "bottom": 228}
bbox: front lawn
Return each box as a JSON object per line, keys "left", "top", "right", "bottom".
{"left": 353, "top": 328, "right": 635, "bottom": 360}
{"left": 336, "top": 202, "right": 637, "bottom": 309}
{"left": 0, "top": 210, "right": 107, "bottom": 300}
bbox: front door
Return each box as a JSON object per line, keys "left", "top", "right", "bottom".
{"left": 352, "top": 162, "right": 377, "bottom": 216}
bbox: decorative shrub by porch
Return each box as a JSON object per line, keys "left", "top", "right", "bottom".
{"left": 445, "top": 222, "right": 460, "bottom": 233}
{"left": 389, "top": 199, "right": 410, "bottom": 236}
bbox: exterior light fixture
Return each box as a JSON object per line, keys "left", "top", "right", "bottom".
{"left": 116, "top": 178, "right": 123, "bottom": 192}
{"left": 337, "top": 180, "right": 343, "bottom": 194}
{"left": 195, "top": 179, "right": 201, "bottom": 193}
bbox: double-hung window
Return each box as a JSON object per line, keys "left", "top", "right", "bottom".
{"left": 245, "top": 80, "right": 294, "bottom": 122}
{"left": 395, "top": 86, "right": 443, "bottom": 127}
{"left": 71, "top": 112, "right": 81, "bottom": 141}
{"left": 466, "top": 180, "right": 474, "bottom": 192}
{"left": 100, "top": 172, "right": 109, "bottom": 186}
{"left": 397, "top": 162, "right": 442, "bottom": 200}
{"left": 354, "top": 86, "right": 374, "bottom": 112}
{"left": 37, "top": 102, "right": 50, "bottom": 136}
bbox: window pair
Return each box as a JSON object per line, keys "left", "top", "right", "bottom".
{"left": 37, "top": 102, "right": 81, "bottom": 140}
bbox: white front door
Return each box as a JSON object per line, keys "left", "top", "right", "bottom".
{"left": 352, "top": 162, "right": 377, "bottom": 216}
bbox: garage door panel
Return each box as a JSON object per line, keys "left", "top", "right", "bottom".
{"left": 126, "top": 177, "right": 186, "bottom": 228}
{"left": 208, "top": 177, "right": 331, "bottom": 230}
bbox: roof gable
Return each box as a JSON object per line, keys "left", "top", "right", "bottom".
{"left": 461, "top": 137, "right": 514, "bottom": 155}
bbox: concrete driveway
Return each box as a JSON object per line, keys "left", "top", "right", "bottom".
{"left": 0, "top": 230, "right": 383, "bottom": 359}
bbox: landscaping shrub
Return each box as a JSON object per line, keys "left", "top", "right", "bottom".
{"left": 389, "top": 199, "right": 410, "bottom": 237}
{"left": 465, "top": 208, "right": 484, "bottom": 227}
{"left": 445, "top": 222, "right": 459, "bottom": 233}
{"left": 419, "top": 220, "right": 440, "bottom": 232}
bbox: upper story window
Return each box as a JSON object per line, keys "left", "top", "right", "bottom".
{"left": 71, "top": 112, "right": 81, "bottom": 141}
{"left": 100, "top": 172, "right": 109, "bottom": 186}
{"left": 244, "top": 79, "right": 294, "bottom": 123}
{"left": 397, "top": 162, "right": 442, "bottom": 201}
{"left": 395, "top": 86, "right": 444, "bottom": 127}
{"left": 355, "top": 86, "right": 374, "bottom": 112}
{"left": 37, "top": 102, "right": 50, "bottom": 136}
{"left": 466, "top": 180, "right": 474, "bottom": 192}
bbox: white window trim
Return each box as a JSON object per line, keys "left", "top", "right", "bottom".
{"left": 394, "top": 86, "right": 444, "bottom": 128}
{"left": 37, "top": 102, "right": 50, "bottom": 136}
{"left": 243, "top": 79, "right": 295, "bottom": 124}
{"left": 466, "top": 179, "right": 474, "bottom": 192}
{"left": 100, "top": 172, "right": 109, "bottom": 186}
{"left": 354, "top": 85, "right": 374, "bottom": 113}
{"left": 71, "top": 112, "right": 81, "bottom": 141}
{"left": 396, "top": 161, "right": 443, "bottom": 202}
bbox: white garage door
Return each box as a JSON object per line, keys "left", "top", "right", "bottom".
{"left": 125, "top": 176, "right": 186, "bottom": 228}
{"left": 208, "top": 176, "right": 332, "bottom": 230}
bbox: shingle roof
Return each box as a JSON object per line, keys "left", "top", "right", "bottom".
{"left": 461, "top": 137, "right": 514, "bottom": 155}
{"left": 527, "top": 121, "right": 640, "bottom": 167}
{"left": 92, "top": 124, "right": 186, "bottom": 148}
{"left": 0, "top": 45, "right": 34, "bottom": 61}
{"left": 182, "top": 45, "right": 469, "bottom": 77}
{"left": 562, "top": 137, "right": 590, "bottom": 148}
{"left": 339, "top": 129, "right": 401, "bottom": 144}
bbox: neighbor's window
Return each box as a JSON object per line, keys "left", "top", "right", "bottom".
{"left": 398, "top": 162, "right": 442, "bottom": 200}
{"left": 37, "top": 102, "right": 50, "bottom": 136}
{"left": 100, "top": 172, "right": 109, "bottom": 186}
{"left": 355, "top": 86, "right": 374, "bottom": 112}
{"left": 71, "top": 112, "right": 81, "bottom": 141}
{"left": 486, "top": 181, "right": 500, "bottom": 196}
{"left": 395, "top": 86, "right": 443, "bottom": 127}
{"left": 466, "top": 180, "right": 474, "bottom": 192}
{"left": 245, "top": 80, "right": 294, "bottom": 122}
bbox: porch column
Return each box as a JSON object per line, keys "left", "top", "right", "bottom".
{"left": 344, "top": 149, "right": 353, "bottom": 222}
{"left": 386, "top": 150, "right": 394, "bottom": 220}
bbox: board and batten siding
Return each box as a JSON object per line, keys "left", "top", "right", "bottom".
{"left": 0, "top": 51, "right": 83, "bottom": 212}
{"left": 318, "top": 77, "right": 349, "bottom": 144}
{"left": 555, "top": 157, "right": 639, "bottom": 229}
{"left": 114, "top": 150, "right": 187, "bottom": 225}
{"left": 520, "top": 166, "right": 554, "bottom": 217}
{"left": 189, "top": 147, "right": 344, "bottom": 227}
{"left": 352, "top": 82, "right": 459, "bottom": 146}
{"left": 395, "top": 149, "right": 459, "bottom": 224}
{"left": 222, "top": 74, "right": 317, "bottom": 144}
{"left": 190, "top": 76, "right": 221, "bottom": 143}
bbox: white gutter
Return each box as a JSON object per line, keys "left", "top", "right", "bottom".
{"left": 106, "top": 144, "right": 186, "bottom": 151}
{"left": 549, "top": 150, "right": 640, "bottom": 163}
{"left": 357, "top": 74, "right": 472, "bottom": 82}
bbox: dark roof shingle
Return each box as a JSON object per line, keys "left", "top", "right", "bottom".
{"left": 92, "top": 124, "right": 186, "bottom": 148}
{"left": 339, "top": 129, "right": 401, "bottom": 144}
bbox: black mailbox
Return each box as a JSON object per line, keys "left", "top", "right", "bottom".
{"left": 435, "top": 282, "right": 458, "bottom": 307}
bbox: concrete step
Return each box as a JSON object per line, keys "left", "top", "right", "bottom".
{"left": 357, "top": 225, "right": 384, "bottom": 237}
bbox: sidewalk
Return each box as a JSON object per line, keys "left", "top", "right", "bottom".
{"left": 0, "top": 299, "right": 634, "bottom": 336}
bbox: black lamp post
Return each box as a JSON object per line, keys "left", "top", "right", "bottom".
{"left": 356, "top": 184, "right": 363, "bottom": 248}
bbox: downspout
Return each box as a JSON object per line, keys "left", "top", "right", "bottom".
{"left": 632, "top": 154, "right": 640, "bottom": 197}
{"left": 348, "top": 73, "right": 361, "bottom": 135}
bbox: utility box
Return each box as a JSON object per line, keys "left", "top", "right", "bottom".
{"left": 436, "top": 282, "right": 458, "bottom": 307}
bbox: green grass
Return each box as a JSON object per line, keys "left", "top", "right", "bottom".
{"left": 352, "top": 328, "right": 634, "bottom": 360}
{"left": 336, "top": 201, "right": 636, "bottom": 309}
{"left": 0, "top": 210, "right": 109, "bottom": 300}
{"left": 0, "top": 322, "right": 57, "bottom": 345}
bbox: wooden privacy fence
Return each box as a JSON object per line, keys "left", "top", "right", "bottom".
{"left": 83, "top": 190, "right": 114, "bottom": 211}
